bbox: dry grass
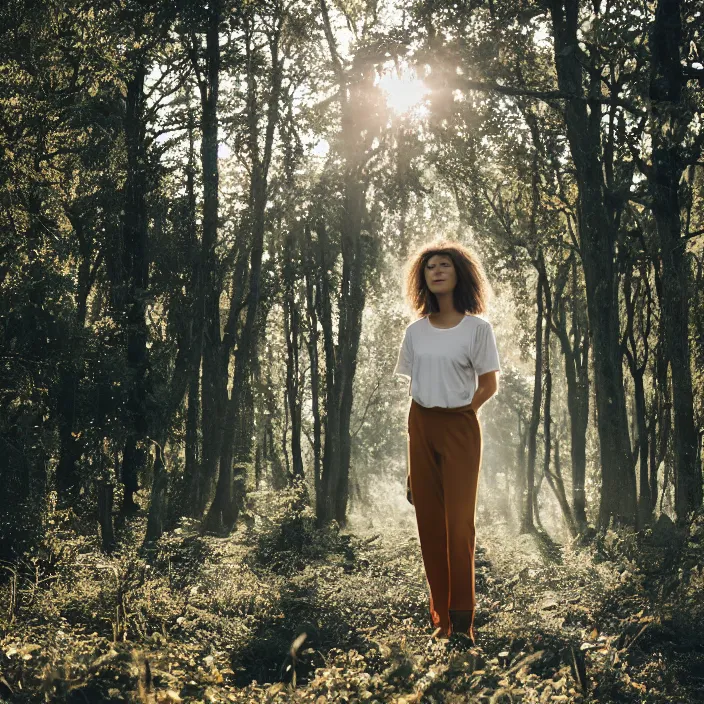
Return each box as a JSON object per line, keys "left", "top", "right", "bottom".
{"left": 1, "top": 487, "right": 703, "bottom": 703}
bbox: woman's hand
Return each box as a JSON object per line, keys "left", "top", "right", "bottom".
{"left": 470, "top": 370, "right": 499, "bottom": 413}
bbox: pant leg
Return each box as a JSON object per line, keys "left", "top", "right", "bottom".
{"left": 441, "top": 407, "right": 482, "bottom": 633}
{"left": 407, "top": 401, "right": 450, "bottom": 634}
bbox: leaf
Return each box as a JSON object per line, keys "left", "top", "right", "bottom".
{"left": 290, "top": 632, "right": 307, "bottom": 657}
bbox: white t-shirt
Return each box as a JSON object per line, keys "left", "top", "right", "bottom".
{"left": 393, "top": 315, "right": 501, "bottom": 408}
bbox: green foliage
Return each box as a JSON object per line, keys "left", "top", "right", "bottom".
{"left": 153, "top": 523, "right": 214, "bottom": 590}
{"left": 251, "top": 479, "right": 351, "bottom": 576}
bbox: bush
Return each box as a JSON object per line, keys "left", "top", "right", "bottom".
{"left": 152, "top": 520, "right": 214, "bottom": 590}
{"left": 251, "top": 479, "right": 350, "bottom": 575}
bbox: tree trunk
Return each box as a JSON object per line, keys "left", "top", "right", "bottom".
{"left": 56, "top": 210, "right": 97, "bottom": 501}
{"left": 283, "top": 229, "right": 304, "bottom": 479}
{"left": 315, "top": 221, "right": 341, "bottom": 525}
{"left": 119, "top": 57, "right": 151, "bottom": 515}
{"left": 204, "top": 183, "right": 264, "bottom": 533}
{"left": 622, "top": 264, "right": 654, "bottom": 526}
{"left": 142, "top": 335, "right": 193, "bottom": 544}
{"left": 648, "top": 0, "right": 701, "bottom": 520}
{"left": 178, "top": 91, "right": 203, "bottom": 518}
{"left": 516, "top": 414, "right": 528, "bottom": 525}
{"left": 179, "top": 372, "right": 200, "bottom": 512}
{"left": 335, "top": 175, "right": 367, "bottom": 525}
{"left": 633, "top": 369, "right": 651, "bottom": 525}
{"left": 254, "top": 440, "right": 262, "bottom": 489}
{"left": 204, "top": 8, "right": 284, "bottom": 533}
{"left": 543, "top": 268, "right": 577, "bottom": 537}
{"left": 521, "top": 267, "right": 544, "bottom": 533}
{"left": 316, "top": 0, "right": 373, "bottom": 527}
{"left": 553, "top": 254, "right": 590, "bottom": 530}
{"left": 304, "top": 232, "right": 323, "bottom": 504}
{"left": 548, "top": 0, "right": 636, "bottom": 527}
{"left": 650, "top": 276, "right": 671, "bottom": 513}
{"left": 144, "top": 437, "right": 169, "bottom": 544}
{"left": 194, "top": 2, "right": 225, "bottom": 518}
{"left": 554, "top": 421, "right": 578, "bottom": 536}
{"left": 542, "top": 278, "right": 553, "bottom": 513}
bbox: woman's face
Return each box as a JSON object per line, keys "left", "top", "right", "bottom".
{"left": 424, "top": 254, "right": 457, "bottom": 294}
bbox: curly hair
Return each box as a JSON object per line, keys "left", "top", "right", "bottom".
{"left": 402, "top": 239, "right": 492, "bottom": 317}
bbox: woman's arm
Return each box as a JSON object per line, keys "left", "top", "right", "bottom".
{"left": 470, "top": 371, "right": 499, "bottom": 413}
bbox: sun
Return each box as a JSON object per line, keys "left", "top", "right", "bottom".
{"left": 375, "top": 64, "right": 429, "bottom": 117}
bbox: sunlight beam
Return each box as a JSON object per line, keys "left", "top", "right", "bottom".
{"left": 375, "top": 63, "right": 429, "bottom": 117}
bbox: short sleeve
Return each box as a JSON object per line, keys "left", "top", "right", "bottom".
{"left": 393, "top": 328, "right": 413, "bottom": 378}
{"left": 471, "top": 322, "right": 501, "bottom": 376}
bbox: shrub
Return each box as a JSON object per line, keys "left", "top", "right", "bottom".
{"left": 251, "top": 479, "right": 349, "bottom": 575}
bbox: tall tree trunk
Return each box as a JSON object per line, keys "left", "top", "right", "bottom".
{"left": 56, "top": 209, "right": 99, "bottom": 501}
{"left": 334, "top": 175, "right": 367, "bottom": 525}
{"left": 180, "top": 373, "right": 201, "bottom": 512}
{"left": 283, "top": 229, "right": 304, "bottom": 479}
{"left": 622, "top": 265, "right": 654, "bottom": 526}
{"left": 548, "top": 0, "right": 636, "bottom": 526}
{"left": 143, "top": 337, "right": 193, "bottom": 544}
{"left": 650, "top": 329, "right": 671, "bottom": 513}
{"left": 648, "top": 0, "right": 701, "bottom": 520}
{"left": 552, "top": 419, "right": 577, "bottom": 537}
{"left": 141, "top": 81, "right": 204, "bottom": 543}
{"left": 304, "top": 232, "right": 323, "bottom": 504}
{"left": 543, "top": 267, "right": 577, "bottom": 536}
{"left": 317, "top": 0, "right": 373, "bottom": 527}
{"left": 570, "top": 258, "right": 590, "bottom": 530}
{"left": 192, "top": 2, "right": 225, "bottom": 519}
{"left": 553, "top": 253, "right": 589, "bottom": 530}
{"left": 204, "top": 7, "right": 284, "bottom": 533}
{"left": 521, "top": 266, "right": 544, "bottom": 533}
{"left": 178, "top": 91, "right": 203, "bottom": 517}
{"left": 97, "top": 481, "right": 116, "bottom": 554}
{"left": 315, "top": 220, "right": 340, "bottom": 525}
{"left": 516, "top": 414, "right": 528, "bottom": 525}
{"left": 542, "top": 277, "right": 553, "bottom": 513}
{"left": 144, "top": 437, "right": 169, "bottom": 543}
{"left": 119, "top": 57, "right": 151, "bottom": 515}
{"left": 633, "top": 369, "right": 650, "bottom": 524}
{"left": 649, "top": 259, "right": 672, "bottom": 514}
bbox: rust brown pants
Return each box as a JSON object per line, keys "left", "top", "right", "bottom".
{"left": 407, "top": 398, "right": 482, "bottom": 637}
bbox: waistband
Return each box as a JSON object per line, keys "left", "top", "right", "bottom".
{"left": 411, "top": 399, "right": 475, "bottom": 413}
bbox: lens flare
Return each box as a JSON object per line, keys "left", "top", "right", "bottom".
{"left": 376, "top": 66, "right": 429, "bottom": 117}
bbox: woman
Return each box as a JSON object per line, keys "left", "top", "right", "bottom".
{"left": 394, "top": 240, "right": 500, "bottom": 647}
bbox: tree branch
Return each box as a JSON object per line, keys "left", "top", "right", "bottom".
{"left": 452, "top": 76, "right": 646, "bottom": 117}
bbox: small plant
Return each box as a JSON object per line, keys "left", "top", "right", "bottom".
{"left": 0, "top": 505, "right": 86, "bottom": 625}
{"left": 251, "top": 479, "right": 351, "bottom": 575}
{"left": 153, "top": 522, "right": 214, "bottom": 590}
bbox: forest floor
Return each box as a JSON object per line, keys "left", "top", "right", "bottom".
{"left": 2, "top": 484, "right": 704, "bottom": 704}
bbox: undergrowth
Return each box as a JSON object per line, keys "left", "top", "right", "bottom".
{"left": 1, "top": 490, "right": 703, "bottom": 703}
